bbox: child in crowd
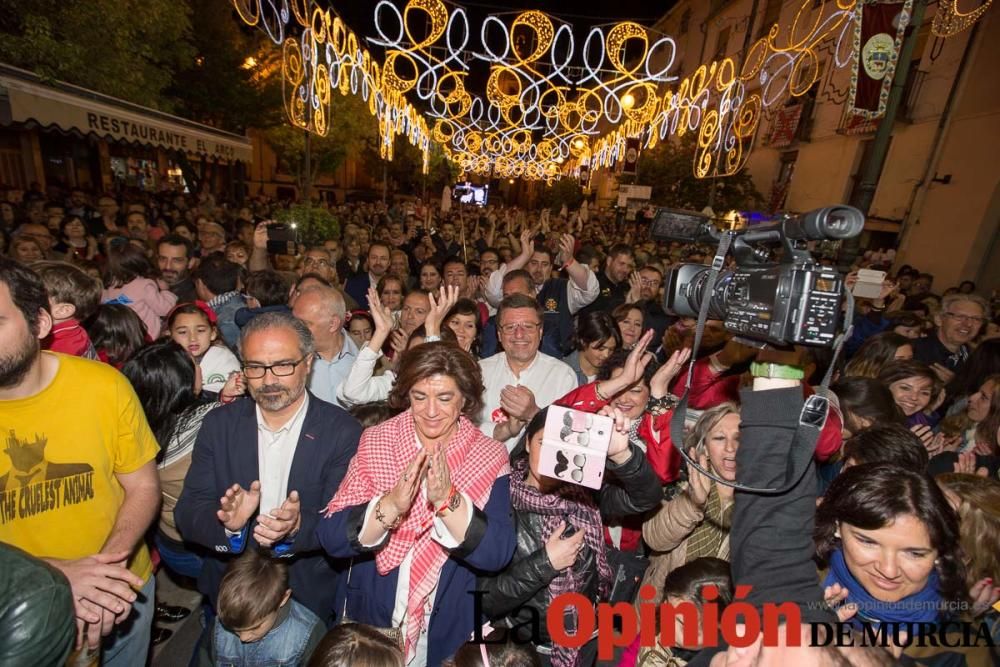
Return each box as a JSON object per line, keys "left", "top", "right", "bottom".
{"left": 167, "top": 302, "right": 241, "bottom": 395}
{"left": 101, "top": 242, "right": 177, "bottom": 337}
{"left": 34, "top": 261, "right": 100, "bottom": 359}
{"left": 205, "top": 548, "right": 325, "bottom": 667}
{"left": 306, "top": 623, "right": 404, "bottom": 667}
{"left": 86, "top": 303, "right": 149, "bottom": 369}
{"left": 621, "top": 557, "right": 734, "bottom": 667}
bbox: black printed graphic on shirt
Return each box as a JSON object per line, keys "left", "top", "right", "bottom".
{"left": 0, "top": 429, "right": 95, "bottom": 524}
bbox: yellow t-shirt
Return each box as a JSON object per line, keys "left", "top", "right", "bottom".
{"left": 0, "top": 353, "right": 159, "bottom": 581}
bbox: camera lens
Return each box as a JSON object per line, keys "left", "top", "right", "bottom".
{"left": 687, "top": 269, "right": 732, "bottom": 320}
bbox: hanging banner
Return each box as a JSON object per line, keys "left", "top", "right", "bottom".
{"left": 847, "top": 0, "right": 913, "bottom": 119}
{"left": 622, "top": 137, "right": 641, "bottom": 175}
{"left": 768, "top": 104, "right": 804, "bottom": 148}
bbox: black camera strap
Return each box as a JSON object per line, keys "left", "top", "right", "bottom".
{"left": 667, "top": 237, "right": 856, "bottom": 494}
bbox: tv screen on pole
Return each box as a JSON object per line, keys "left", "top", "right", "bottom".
{"left": 453, "top": 182, "right": 489, "bottom": 207}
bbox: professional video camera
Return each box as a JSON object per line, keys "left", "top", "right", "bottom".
{"left": 652, "top": 206, "right": 864, "bottom": 347}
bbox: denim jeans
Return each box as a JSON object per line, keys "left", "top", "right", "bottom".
{"left": 102, "top": 575, "right": 155, "bottom": 667}
{"left": 155, "top": 532, "right": 204, "bottom": 581}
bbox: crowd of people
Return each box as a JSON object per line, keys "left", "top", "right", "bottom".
{"left": 0, "top": 182, "right": 999, "bottom": 667}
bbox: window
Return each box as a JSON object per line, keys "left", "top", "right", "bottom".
{"left": 714, "top": 26, "right": 731, "bottom": 61}
{"left": 757, "top": 0, "right": 784, "bottom": 39}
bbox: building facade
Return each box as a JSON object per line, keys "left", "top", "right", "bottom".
{"left": 603, "top": 0, "right": 998, "bottom": 287}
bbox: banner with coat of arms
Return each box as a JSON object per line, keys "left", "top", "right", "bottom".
{"left": 847, "top": 0, "right": 913, "bottom": 119}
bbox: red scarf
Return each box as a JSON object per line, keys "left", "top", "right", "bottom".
{"left": 324, "top": 411, "right": 509, "bottom": 660}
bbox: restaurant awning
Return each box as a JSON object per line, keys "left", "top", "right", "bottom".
{"left": 0, "top": 63, "right": 253, "bottom": 163}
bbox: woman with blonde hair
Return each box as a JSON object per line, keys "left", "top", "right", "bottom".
{"left": 935, "top": 473, "right": 1000, "bottom": 623}
{"left": 639, "top": 402, "right": 740, "bottom": 603}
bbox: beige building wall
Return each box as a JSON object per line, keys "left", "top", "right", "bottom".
{"left": 632, "top": 0, "right": 998, "bottom": 287}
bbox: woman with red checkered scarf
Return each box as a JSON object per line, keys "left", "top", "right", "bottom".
{"left": 318, "top": 342, "right": 516, "bottom": 667}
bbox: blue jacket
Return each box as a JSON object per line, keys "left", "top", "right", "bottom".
{"left": 175, "top": 394, "right": 362, "bottom": 623}
{"left": 317, "top": 476, "right": 516, "bottom": 666}
{"left": 211, "top": 599, "right": 324, "bottom": 666}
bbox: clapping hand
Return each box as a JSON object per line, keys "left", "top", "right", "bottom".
{"left": 385, "top": 449, "right": 429, "bottom": 518}
{"left": 425, "top": 445, "right": 454, "bottom": 508}
{"left": 626, "top": 271, "right": 642, "bottom": 303}
{"left": 217, "top": 481, "right": 261, "bottom": 532}
{"left": 651, "top": 347, "right": 692, "bottom": 398}
{"left": 500, "top": 385, "right": 539, "bottom": 422}
{"left": 425, "top": 285, "right": 460, "bottom": 337}
{"left": 686, "top": 449, "right": 713, "bottom": 507}
{"left": 254, "top": 491, "right": 302, "bottom": 547}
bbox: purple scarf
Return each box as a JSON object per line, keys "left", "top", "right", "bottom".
{"left": 509, "top": 458, "right": 613, "bottom": 667}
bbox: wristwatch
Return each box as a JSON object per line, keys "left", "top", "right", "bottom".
{"left": 750, "top": 362, "right": 805, "bottom": 380}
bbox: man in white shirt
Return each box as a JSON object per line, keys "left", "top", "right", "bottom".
{"left": 484, "top": 229, "right": 598, "bottom": 357}
{"left": 174, "top": 311, "right": 361, "bottom": 622}
{"left": 292, "top": 285, "right": 357, "bottom": 407}
{"left": 478, "top": 293, "right": 578, "bottom": 450}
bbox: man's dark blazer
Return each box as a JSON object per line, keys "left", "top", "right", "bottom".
{"left": 344, "top": 273, "right": 371, "bottom": 311}
{"left": 174, "top": 392, "right": 361, "bottom": 622}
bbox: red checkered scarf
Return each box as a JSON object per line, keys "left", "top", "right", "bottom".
{"left": 323, "top": 410, "right": 509, "bottom": 661}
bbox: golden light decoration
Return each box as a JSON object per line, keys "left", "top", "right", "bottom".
{"left": 932, "top": 0, "right": 994, "bottom": 36}
{"left": 234, "top": 0, "right": 942, "bottom": 182}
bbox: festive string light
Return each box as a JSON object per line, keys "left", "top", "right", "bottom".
{"left": 235, "top": 0, "right": 970, "bottom": 182}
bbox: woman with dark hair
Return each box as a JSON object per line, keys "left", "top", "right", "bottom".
{"left": 829, "top": 376, "right": 903, "bottom": 438}
{"left": 347, "top": 310, "right": 376, "bottom": 350}
{"left": 54, "top": 214, "right": 99, "bottom": 262}
{"left": 86, "top": 303, "right": 149, "bottom": 368}
{"left": 844, "top": 331, "right": 913, "bottom": 379}
{"left": 418, "top": 261, "right": 442, "bottom": 292}
{"left": 319, "top": 341, "right": 515, "bottom": 667}
{"left": 377, "top": 274, "right": 406, "bottom": 319}
{"left": 613, "top": 302, "right": 645, "bottom": 350}
{"left": 443, "top": 298, "right": 482, "bottom": 356}
{"left": 122, "top": 340, "right": 231, "bottom": 580}
{"left": 478, "top": 404, "right": 660, "bottom": 667}
{"left": 940, "top": 375, "right": 1000, "bottom": 458}
{"left": 101, "top": 242, "right": 176, "bottom": 337}
{"left": 878, "top": 360, "right": 947, "bottom": 457}
{"left": 816, "top": 464, "right": 968, "bottom": 631}
{"left": 564, "top": 311, "right": 621, "bottom": 385}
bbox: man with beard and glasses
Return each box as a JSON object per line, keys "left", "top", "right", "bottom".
{"left": 0, "top": 258, "right": 161, "bottom": 666}
{"left": 174, "top": 311, "right": 361, "bottom": 629}
{"left": 156, "top": 235, "right": 198, "bottom": 303}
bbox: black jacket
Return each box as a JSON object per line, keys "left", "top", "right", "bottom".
{"left": 478, "top": 444, "right": 661, "bottom": 643}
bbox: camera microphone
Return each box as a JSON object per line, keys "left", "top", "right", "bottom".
{"left": 782, "top": 205, "right": 864, "bottom": 241}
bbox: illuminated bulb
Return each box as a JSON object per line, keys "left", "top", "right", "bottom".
{"left": 242, "top": 56, "right": 258, "bottom": 69}
{"left": 573, "top": 138, "right": 585, "bottom": 149}
{"left": 622, "top": 93, "right": 635, "bottom": 109}
{"left": 508, "top": 178, "right": 515, "bottom": 184}
{"left": 556, "top": 156, "right": 565, "bottom": 164}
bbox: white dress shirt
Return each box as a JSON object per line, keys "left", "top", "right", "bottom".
{"left": 336, "top": 344, "right": 396, "bottom": 406}
{"left": 477, "top": 351, "right": 579, "bottom": 451}
{"left": 484, "top": 261, "right": 599, "bottom": 312}
{"left": 358, "top": 431, "right": 474, "bottom": 666}
{"left": 307, "top": 333, "right": 358, "bottom": 407}
{"left": 256, "top": 393, "right": 310, "bottom": 516}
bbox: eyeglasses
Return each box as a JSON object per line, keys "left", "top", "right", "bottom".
{"left": 555, "top": 450, "right": 586, "bottom": 483}
{"left": 640, "top": 279, "right": 659, "bottom": 287}
{"left": 499, "top": 322, "right": 540, "bottom": 335}
{"left": 242, "top": 356, "right": 308, "bottom": 379}
{"left": 304, "top": 257, "right": 331, "bottom": 267}
{"left": 944, "top": 312, "right": 985, "bottom": 325}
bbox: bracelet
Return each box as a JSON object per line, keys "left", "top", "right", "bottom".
{"left": 749, "top": 362, "right": 805, "bottom": 380}
{"left": 648, "top": 394, "right": 679, "bottom": 416}
{"left": 595, "top": 382, "right": 610, "bottom": 401}
{"left": 436, "top": 486, "right": 461, "bottom": 516}
{"left": 424, "top": 334, "right": 442, "bottom": 343}
{"left": 562, "top": 258, "right": 576, "bottom": 271}
{"left": 374, "top": 497, "right": 403, "bottom": 531}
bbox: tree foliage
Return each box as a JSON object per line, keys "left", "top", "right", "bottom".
{"left": 0, "top": 0, "right": 194, "bottom": 110}
{"left": 539, "top": 178, "right": 585, "bottom": 211}
{"left": 167, "top": 3, "right": 282, "bottom": 133}
{"left": 630, "top": 134, "right": 765, "bottom": 212}
{"left": 362, "top": 135, "right": 457, "bottom": 198}
{"left": 264, "top": 93, "right": 380, "bottom": 197}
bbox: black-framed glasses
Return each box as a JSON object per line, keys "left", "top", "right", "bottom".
{"left": 242, "top": 356, "right": 308, "bottom": 379}
{"left": 555, "top": 450, "right": 586, "bottom": 482}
